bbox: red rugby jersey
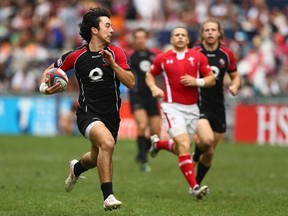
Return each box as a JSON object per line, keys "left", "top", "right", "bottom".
{"left": 150, "top": 49, "right": 211, "bottom": 105}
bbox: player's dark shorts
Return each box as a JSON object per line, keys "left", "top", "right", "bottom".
{"left": 199, "top": 106, "right": 226, "bottom": 133}
{"left": 129, "top": 93, "right": 160, "bottom": 116}
{"left": 76, "top": 108, "right": 120, "bottom": 141}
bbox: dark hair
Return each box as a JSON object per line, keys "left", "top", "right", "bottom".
{"left": 132, "top": 27, "right": 149, "bottom": 38}
{"left": 79, "top": 7, "right": 111, "bottom": 42}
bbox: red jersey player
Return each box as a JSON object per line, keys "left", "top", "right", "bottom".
{"left": 146, "top": 26, "right": 215, "bottom": 199}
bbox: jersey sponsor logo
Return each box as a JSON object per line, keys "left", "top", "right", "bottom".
{"left": 166, "top": 59, "right": 173, "bottom": 64}
{"left": 92, "top": 55, "right": 101, "bottom": 58}
{"left": 57, "top": 57, "right": 62, "bottom": 66}
{"left": 139, "top": 60, "right": 151, "bottom": 72}
{"left": 219, "top": 58, "right": 226, "bottom": 68}
{"left": 89, "top": 67, "right": 104, "bottom": 82}
{"left": 188, "top": 57, "right": 195, "bottom": 66}
{"left": 210, "top": 65, "right": 220, "bottom": 79}
{"left": 207, "top": 54, "right": 216, "bottom": 57}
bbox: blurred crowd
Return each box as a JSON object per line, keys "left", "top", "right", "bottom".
{"left": 0, "top": 0, "right": 288, "bottom": 98}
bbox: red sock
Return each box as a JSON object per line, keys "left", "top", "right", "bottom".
{"left": 156, "top": 139, "right": 175, "bottom": 154}
{"left": 178, "top": 154, "right": 198, "bottom": 189}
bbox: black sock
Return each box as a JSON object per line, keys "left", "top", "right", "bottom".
{"left": 196, "top": 162, "right": 210, "bottom": 185}
{"left": 74, "top": 161, "right": 88, "bottom": 177}
{"left": 137, "top": 136, "right": 148, "bottom": 163}
{"left": 101, "top": 182, "right": 113, "bottom": 200}
{"left": 145, "top": 137, "right": 151, "bottom": 151}
{"left": 193, "top": 145, "right": 204, "bottom": 162}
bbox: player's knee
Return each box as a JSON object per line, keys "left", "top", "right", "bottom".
{"left": 200, "top": 143, "right": 210, "bottom": 152}
{"left": 100, "top": 138, "right": 115, "bottom": 152}
{"left": 137, "top": 122, "right": 147, "bottom": 134}
{"left": 93, "top": 136, "right": 115, "bottom": 152}
{"left": 177, "top": 142, "right": 191, "bottom": 155}
{"left": 199, "top": 137, "right": 213, "bottom": 152}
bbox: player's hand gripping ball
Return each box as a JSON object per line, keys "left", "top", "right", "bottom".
{"left": 46, "top": 68, "right": 69, "bottom": 91}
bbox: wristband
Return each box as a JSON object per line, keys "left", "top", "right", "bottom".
{"left": 195, "top": 78, "right": 205, "bottom": 87}
{"left": 39, "top": 82, "right": 48, "bottom": 94}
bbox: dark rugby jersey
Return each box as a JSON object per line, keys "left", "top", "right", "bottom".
{"left": 194, "top": 44, "right": 237, "bottom": 108}
{"left": 54, "top": 44, "right": 130, "bottom": 115}
{"left": 129, "top": 49, "right": 156, "bottom": 96}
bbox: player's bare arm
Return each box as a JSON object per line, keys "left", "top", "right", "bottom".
{"left": 39, "top": 64, "right": 63, "bottom": 95}
{"left": 228, "top": 71, "right": 241, "bottom": 96}
{"left": 100, "top": 49, "right": 135, "bottom": 89}
{"left": 145, "top": 71, "right": 164, "bottom": 98}
{"left": 180, "top": 71, "right": 215, "bottom": 88}
{"left": 203, "top": 71, "right": 216, "bottom": 87}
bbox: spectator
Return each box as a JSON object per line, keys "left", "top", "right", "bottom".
{"left": 278, "top": 62, "right": 288, "bottom": 95}
{"left": 46, "top": 9, "right": 65, "bottom": 49}
{"left": 0, "top": 62, "right": 9, "bottom": 91}
{"left": 59, "top": 99, "right": 78, "bottom": 135}
{"left": 58, "top": 1, "right": 81, "bottom": 49}
{"left": 237, "top": 35, "right": 275, "bottom": 95}
{"left": 260, "top": 72, "right": 281, "bottom": 96}
{"left": 238, "top": 75, "right": 255, "bottom": 99}
{"left": 11, "top": 62, "right": 37, "bottom": 92}
{"left": 0, "top": 0, "right": 287, "bottom": 95}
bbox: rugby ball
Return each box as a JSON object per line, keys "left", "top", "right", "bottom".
{"left": 46, "top": 68, "right": 69, "bottom": 91}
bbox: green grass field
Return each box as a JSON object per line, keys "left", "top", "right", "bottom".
{"left": 0, "top": 135, "right": 287, "bottom": 216}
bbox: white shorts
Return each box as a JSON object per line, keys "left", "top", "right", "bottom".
{"left": 160, "top": 102, "right": 199, "bottom": 139}
{"left": 84, "top": 121, "right": 102, "bottom": 140}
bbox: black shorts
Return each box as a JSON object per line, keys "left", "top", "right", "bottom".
{"left": 76, "top": 108, "right": 120, "bottom": 141}
{"left": 129, "top": 93, "right": 160, "bottom": 116}
{"left": 199, "top": 106, "right": 226, "bottom": 133}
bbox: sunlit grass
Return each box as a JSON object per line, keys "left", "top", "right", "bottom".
{"left": 0, "top": 135, "right": 287, "bottom": 216}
